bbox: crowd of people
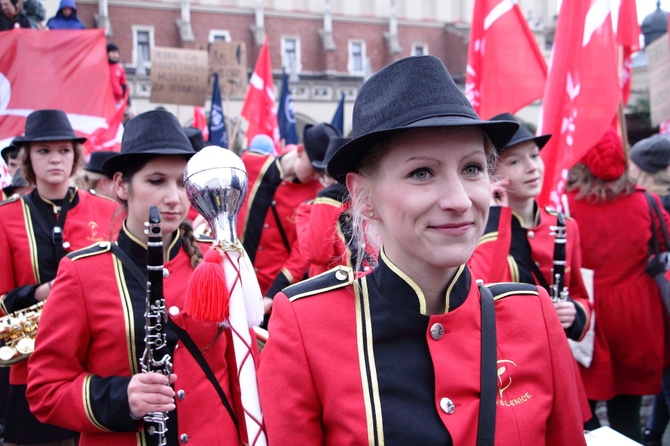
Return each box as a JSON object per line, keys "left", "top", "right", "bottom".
{"left": 1, "top": 53, "right": 670, "bottom": 445}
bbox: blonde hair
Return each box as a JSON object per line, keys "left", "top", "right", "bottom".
{"left": 566, "top": 163, "right": 637, "bottom": 203}
{"left": 629, "top": 163, "right": 670, "bottom": 197}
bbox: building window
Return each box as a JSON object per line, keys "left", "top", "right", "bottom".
{"left": 281, "top": 36, "right": 301, "bottom": 75}
{"left": 209, "top": 30, "right": 231, "bottom": 43}
{"left": 132, "top": 26, "right": 154, "bottom": 75}
{"left": 412, "top": 44, "right": 428, "bottom": 56}
{"left": 348, "top": 40, "right": 366, "bottom": 75}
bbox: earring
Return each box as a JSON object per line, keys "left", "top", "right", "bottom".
{"left": 368, "top": 212, "right": 374, "bottom": 218}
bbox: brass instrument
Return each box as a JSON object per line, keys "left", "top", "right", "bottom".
{"left": 0, "top": 301, "right": 45, "bottom": 366}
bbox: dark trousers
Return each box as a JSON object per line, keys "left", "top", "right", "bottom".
{"left": 585, "top": 395, "right": 643, "bottom": 443}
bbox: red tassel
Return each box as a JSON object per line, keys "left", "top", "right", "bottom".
{"left": 185, "top": 248, "right": 230, "bottom": 322}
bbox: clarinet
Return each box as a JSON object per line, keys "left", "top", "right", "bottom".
{"left": 549, "top": 211, "right": 569, "bottom": 303}
{"left": 140, "top": 206, "right": 173, "bottom": 446}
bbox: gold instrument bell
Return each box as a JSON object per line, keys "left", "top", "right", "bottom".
{"left": 0, "top": 301, "right": 45, "bottom": 366}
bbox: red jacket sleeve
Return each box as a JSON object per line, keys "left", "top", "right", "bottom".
{"left": 257, "top": 292, "right": 324, "bottom": 444}
{"left": 27, "top": 257, "right": 138, "bottom": 433}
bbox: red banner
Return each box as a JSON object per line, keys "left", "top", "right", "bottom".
{"left": 0, "top": 29, "right": 117, "bottom": 157}
{"left": 617, "top": 0, "right": 640, "bottom": 105}
{"left": 537, "top": 0, "right": 620, "bottom": 208}
{"left": 465, "top": 0, "right": 547, "bottom": 119}
{"left": 240, "top": 37, "right": 280, "bottom": 153}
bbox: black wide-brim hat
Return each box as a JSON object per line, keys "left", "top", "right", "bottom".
{"left": 313, "top": 136, "right": 351, "bottom": 172}
{"left": 102, "top": 110, "right": 195, "bottom": 177}
{"left": 1, "top": 142, "right": 17, "bottom": 162}
{"left": 490, "top": 112, "right": 551, "bottom": 152}
{"left": 303, "top": 122, "right": 341, "bottom": 168}
{"left": 85, "top": 151, "right": 118, "bottom": 176}
{"left": 327, "top": 55, "right": 519, "bottom": 183}
{"left": 14, "top": 109, "right": 87, "bottom": 145}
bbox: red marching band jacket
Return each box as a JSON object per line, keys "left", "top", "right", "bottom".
{"left": 469, "top": 204, "right": 592, "bottom": 342}
{"left": 258, "top": 253, "right": 587, "bottom": 445}
{"left": 0, "top": 189, "right": 118, "bottom": 385}
{"left": 26, "top": 227, "right": 246, "bottom": 445}
{"left": 237, "top": 151, "right": 322, "bottom": 297}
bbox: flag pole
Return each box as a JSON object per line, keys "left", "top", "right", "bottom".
{"left": 618, "top": 100, "right": 630, "bottom": 162}
{"left": 229, "top": 117, "right": 244, "bottom": 153}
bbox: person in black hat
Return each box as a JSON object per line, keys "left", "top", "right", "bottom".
{"left": 469, "top": 112, "right": 591, "bottom": 343}
{"left": 27, "top": 109, "right": 246, "bottom": 446}
{"left": 0, "top": 109, "right": 118, "bottom": 446}
{"left": 258, "top": 55, "right": 587, "bottom": 445}
{"left": 78, "top": 150, "right": 117, "bottom": 198}
{"left": 1, "top": 141, "right": 21, "bottom": 177}
{"left": 237, "top": 122, "right": 340, "bottom": 321}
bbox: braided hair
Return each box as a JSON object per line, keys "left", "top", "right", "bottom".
{"left": 179, "top": 220, "right": 203, "bottom": 268}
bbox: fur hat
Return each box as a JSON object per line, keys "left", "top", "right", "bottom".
{"left": 102, "top": 110, "right": 194, "bottom": 177}
{"left": 580, "top": 127, "right": 626, "bottom": 181}
{"left": 629, "top": 134, "right": 670, "bottom": 174}
{"left": 327, "top": 55, "right": 518, "bottom": 183}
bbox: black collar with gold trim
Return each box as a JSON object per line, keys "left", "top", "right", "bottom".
{"left": 370, "top": 251, "right": 471, "bottom": 315}
{"left": 117, "top": 222, "right": 181, "bottom": 270}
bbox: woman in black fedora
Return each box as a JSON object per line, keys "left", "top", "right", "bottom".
{"left": 0, "top": 108, "right": 118, "bottom": 446}
{"left": 469, "top": 113, "right": 592, "bottom": 344}
{"left": 257, "top": 55, "right": 587, "bottom": 444}
{"left": 27, "top": 110, "right": 246, "bottom": 446}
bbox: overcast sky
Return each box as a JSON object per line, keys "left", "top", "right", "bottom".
{"left": 637, "top": 0, "right": 670, "bottom": 22}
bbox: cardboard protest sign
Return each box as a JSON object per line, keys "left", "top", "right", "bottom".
{"left": 150, "top": 47, "right": 209, "bottom": 106}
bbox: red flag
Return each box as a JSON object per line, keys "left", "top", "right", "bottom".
{"left": 85, "top": 93, "right": 126, "bottom": 155}
{"left": 616, "top": 0, "right": 640, "bottom": 105}
{"left": 0, "top": 29, "right": 117, "bottom": 153}
{"left": 465, "top": 0, "right": 547, "bottom": 119}
{"left": 193, "top": 106, "right": 209, "bottom": 141}
{"left": 537, "top": 0, "right": 620, "bottom": 208}
{"left": 240, "top": 37, "right": 280, "bottom": 152}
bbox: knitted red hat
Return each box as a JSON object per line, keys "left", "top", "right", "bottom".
{"left": 580, "top": 127, "right": 626, "bottom": 181}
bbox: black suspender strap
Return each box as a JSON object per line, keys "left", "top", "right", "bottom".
{"left": 167, "top": 319, "right": 239, "bottom": 430}
{"left": 108, "top": 243, "right": 240, "bottom": 431}
{"left": 270, "top": 202, "right": 291, "bottom": 253}
{"left": 108, "top": 243, "right": 146, "bottom": 287}
{"left": 477, "top": 284, "right": 497, "bottom": 446}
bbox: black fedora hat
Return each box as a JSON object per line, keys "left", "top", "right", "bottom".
{"left": 490, "top": 112, "right": 551, "bottom": 152}
{"left": 327, "top": 56, "right": 519, "bottom": 183}
{"left": 1, "top": 141, "right": 18, "bottom": 163}
{"left": 183, "top": 126, "right": 206, "bottom": 152}
{"left": 313, "top": 136, "right": 351, "bottom": 172}
{"left": 14, "top": 109, "right": 87, "bottom": 145}
{"left": 85, "top": 151, "right": 118, "bottom": 176}
{"left": 102, "top": 110, "right": 195, "bottom": 177}
{"left": 303, "top": 122, "right": 341, "bottom": 168}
